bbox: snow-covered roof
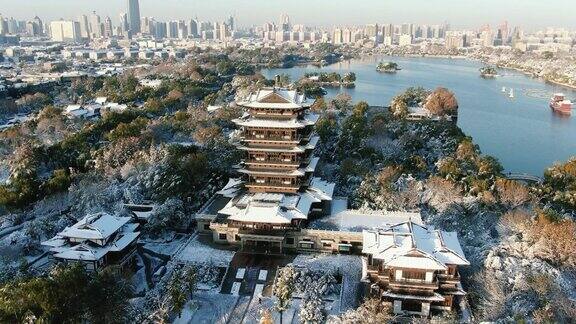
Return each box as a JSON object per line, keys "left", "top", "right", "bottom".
{"left": 59, "top": 212, "right": 132, "bottom": 241}
{"left": 217, "top": 178, "right": 244, "bottom": 198}
{"left": 236, "top": 136, "right": 319, "bottom": 153}
{"left": 52, "top": 231, "right": 140, "bottom": 262}
{"left": 94, "top": 97, "right": 107, "bottom": 104}
{"left": 238, "top": 88, "right": 312, "bottom": 109}
{"left": 362, "top": 221, "right": 469, "bottom": 270}
{"left": 43, "top": 212, "right": 140, "bottom": 264}
{"left": 232, "top": 113, "right": 318, "bottom": 129}
{"left": 207, "top": 105, "right": 222, "bottom": 112}
{"left": 218, "top": 177, "right": 335, "bottom": 225}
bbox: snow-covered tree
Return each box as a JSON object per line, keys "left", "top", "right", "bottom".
{"left": 299, "top": 287, "right": 325, "bottom": 324}
{"left": 274, "top": 265, "right": 296, "bottom": 324}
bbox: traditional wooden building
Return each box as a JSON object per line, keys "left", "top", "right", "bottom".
{"left": 362, "top": 221, "right": 469, "bottom": 317}
{"left": 202, "top": 88, "right": 335, "bottom": 252}
{"left": 233, "top": 88, "right": 320, "bottom": 194}
{"left": 42, "top": 212, "right": 140, "bottom": 271}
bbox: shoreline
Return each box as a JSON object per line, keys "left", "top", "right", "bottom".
{"left": 378, "top": 53, "right": 576, "bottom": 91}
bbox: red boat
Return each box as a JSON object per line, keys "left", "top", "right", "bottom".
{"left": 550, "top": 93, "right": 572, "bottom": 115}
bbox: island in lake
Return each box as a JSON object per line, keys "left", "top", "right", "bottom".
{"left": 479, "top": 66, "right": 498, "bottom": 78}
{"left": 376, "top": 61, "right": 400, "bottom": 73}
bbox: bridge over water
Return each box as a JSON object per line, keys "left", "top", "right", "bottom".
{"left": 506, "top": 173, "right": 543, "bottom": 185}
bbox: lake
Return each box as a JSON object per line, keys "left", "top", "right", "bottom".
{"left": 261, "top": 56, "right": 576, "bottom": 176}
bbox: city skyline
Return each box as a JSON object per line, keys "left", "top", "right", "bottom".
{"left": 1, "top": 0, "right": 576, "bottom": 30}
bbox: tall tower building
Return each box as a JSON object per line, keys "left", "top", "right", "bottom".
{"left": 90, "top": 11, "right": 102, "bottom": 38}
{"left": 103, "top": 16, "right": 113, "bottom": 38}
{"left": 79, "top": 14, "right": 90, "bottom": 39}
{"left": 50, "top": 20, "right": 81, "bottom": 42}
{"left": 333, "top": 28, "right": 342, "bottom": 44}
{"left": 127, "top": 0, "right": 141, "bottom": 34}
{"left": 119, "top": 13, "right": 129, "bottom": 35}
{"left": 189, "top": 19, "right": 199, "bottom": 38}
{"left": 227, "top": 15, "right": 235, "bottom": 31}
{"left": 0, "top": 15, "right": 7, "bottom": 35}
{"left": 280, "top": 13, "right": 290, "bottom": 32}
{"left": 33, "top": 16, "right": 43, "bottom": 35}
{"left": 202, "top": 88, "right": 334, "bottom": 251}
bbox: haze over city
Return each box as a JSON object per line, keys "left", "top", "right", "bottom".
{"left": 1, "top": 0, "right": 576, "bottom": 29}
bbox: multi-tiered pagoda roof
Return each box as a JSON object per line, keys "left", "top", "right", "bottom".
{"left": 215, "top": 87, "right": 334, "bottom": 228}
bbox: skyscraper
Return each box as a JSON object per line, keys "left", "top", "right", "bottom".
{"left": 189, "top": 19, "right": 199, "bottom": 38}
{"left": 280, "top": 13, "right": 290, "bottom": 32}
{"left": 103, "top": 16, "right": 113, "bottom": 38}
{"left": 33, "top": 16, "right": 43, "bottom": 35}
{"left": 79, "top": 14, "right": 90, "bottom": 39}
{"left": 50, "top": 20, "right": 81, "bottom": 42}
{"left": 127, "top": 0, "right": 141, "bottom": 34}
{"left": 90, "top": 11, "right": 102, "bottom": 38}
{"left": 119, "top": 13, "right": 129, "bottom": 35}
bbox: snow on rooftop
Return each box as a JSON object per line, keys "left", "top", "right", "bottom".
{"left": 59, "top": 212, "right": 132, "bottom": 240}
{"left": 238, "top": 88, "right": 312, "bottom": 109}
{"left": 362, "top": 220, "right": 469, "bottom": 270}
{"left": 310, "top": 207, "right": 421, "bottom": 232}
{"left": 232, "top": 112, "right": 318, "bottom": 129}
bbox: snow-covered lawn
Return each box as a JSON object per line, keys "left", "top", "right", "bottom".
{"left": 175, "top": 235, "right": 235, "bottom": 267}
{"left": 293, "top": 253, "right": 363, "bottom": 312}
{"left": 173, "top": 291, "right": 238, "bottom": 324}
{"left": 141, "top": 234, "right": 187, "bottom": 256}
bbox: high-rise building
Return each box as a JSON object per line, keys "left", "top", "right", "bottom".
{"left": 50, "top": 20, "right": 81, "bottom": 42}
{"left": 119, "top": 13, "right": 129, "bottom": 35}
{"left": 104, "top": 17, "right": 113, "bottom": 38}
{"left": 445, "top": 32, "right": 467, "bottom": 49}
{"left": 342, "top": 28, "right": 352, "bottom": 44}
{"left": 33, "top": 16, "right": 43, "bottom": 35}
{"left": 178, "top": 21, "right": 188, "bottom": 39}
{"left": 365, "top": 24, "right": 379, "bottom": 38}
{"left": 0, "top": 15, "right": 7, "bottom": 35}
{"left": 227, "top": 15, "right": 234, "bottom": 31}
{"left": 189, "top": 19, "right": 199, "bottom": 38}
{"left": 280, "top": 13, "right": 290, "bottom": 32}
{"left": 219, "top": 22, "right": 228, "bottom": 41}
{"left": 8, "top": 17, "right": 18, "bottom": 34}
{"left": 167, "top": 21, "right": 178, "bottom": 38}
{"left": 90, "top": 11, "right": 102, "bottom": 38}
{"left": 127, "top": 0, "right": 141, "bottom": 34}
{"left": 333, "top": 28, "right": 342, "bottom": 44}
{"left": 79, "top": 14, "right": 90, "bottom": 39}
{"left": 398, "top": 34, "right": 412, "bottom": 46}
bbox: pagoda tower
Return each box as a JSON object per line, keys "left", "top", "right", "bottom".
{"left": 232, "top": 88, "right": 319, "bottom": 194}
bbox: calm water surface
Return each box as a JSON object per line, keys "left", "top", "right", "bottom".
{"left": 261, "top": 56, "right": 576, "bottom": 175}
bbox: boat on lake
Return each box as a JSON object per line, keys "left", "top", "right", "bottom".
{"left": 509, "top": 88, "right": 514, "bottom": 98}
{"left": 550, "top": 93, "right": 573, "bottom": 115}
{"left": 501, "top": 86, "right": 506, "bottom": 93}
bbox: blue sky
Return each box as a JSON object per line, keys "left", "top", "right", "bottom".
{"left": 0, "top": 0, "right": 574, "bottom": 30}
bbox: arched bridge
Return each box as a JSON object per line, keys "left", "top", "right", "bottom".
{"left": 506, "top": 173, "right": 543, "bottom": 185}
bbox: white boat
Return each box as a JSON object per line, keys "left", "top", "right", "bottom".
{"left": 501, "top": 86, "right": 506, "bottom": 92}
{"left": 509, "top": 88, "right": 514, "bottom": 98}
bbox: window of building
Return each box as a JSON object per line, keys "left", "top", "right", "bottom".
{"left": 203, "top": 224, "right": 210, "bottom": 230}
{"left": 285, "top": 237, "right": 294, "bottom": 245}
{"left": 402, "top": 270, "right": 426, "bottom": 281}
{"left": 218, "top": 233, "right": 227, "bottom": 240}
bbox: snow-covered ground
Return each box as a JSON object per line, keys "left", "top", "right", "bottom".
{"left": 141, "top": 234, "right": 188, "bottom": 256}
{"left": 292, "top": 253, "right": 363, "bottom": 312}
{"left": 173, "top": 291, "right": 238, "bottom": 324}
{"left": 175, "top": 235, "right": 235, "bottom": 267}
